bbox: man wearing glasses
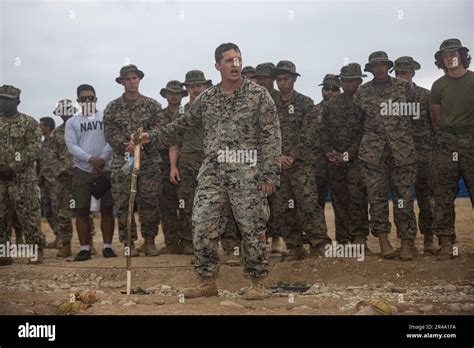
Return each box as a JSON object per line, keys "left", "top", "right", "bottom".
{"left": 65, "top": 84, "right": 115, "bottom": 261}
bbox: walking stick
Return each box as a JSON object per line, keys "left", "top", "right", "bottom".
{"left": 126, "top": 127, "right": 143, "bottom": 295}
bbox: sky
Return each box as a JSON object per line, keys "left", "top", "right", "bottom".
{"left": 0, "top": 0, "right": 473, "bottom": 126}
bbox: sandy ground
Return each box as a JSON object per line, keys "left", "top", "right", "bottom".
{"left": 0, "top": 199, "right": 473, "bottom": 315}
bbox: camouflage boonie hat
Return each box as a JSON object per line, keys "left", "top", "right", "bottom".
{"left": 318, "top": 74, "right": 341, "bottom": 87}
{"left": 0, "top": 85, "right": 21, "bottom": 99}
{"left": 115, "top": 64, "right": 145, "bottom": 84}
{"left": 435, "top": 38, "right": 468, "bottom": 60}
{"left": 255, "top": 62, "right": 275, "bottom": 77}
{"left": 392, "top": 56, "right": 421, "bottom": 72}
{"left": 53, "top": 99, "right": 78, "bottom": 116}
{"left": 182, "top": 70, "right": 212, "bottom": 86}
{"left": 273, "top": 60, "right": 301, "bottom": 77}
{"left": 160, "top": 80, "right": 189, "bottom": 98}
{"left": 241, "top": 66, "right": 256, "bottom": 75}
{"left": 364, "top": 51, "right": 394, "bottom": 72}
{"left": 337, "top": 63, "right": 367, "bottom": 79}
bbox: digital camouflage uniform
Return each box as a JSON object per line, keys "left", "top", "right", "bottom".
{"left": 0, "top": 85, "right": 45, "bottom": 250}
{"left": 42, "top": 121, "right": 75, "bottom": 244}
{"left": 255, "top": 62, "right": 290, "bottom": 242}
{"left": 272, "top": 61, "right": 330, "bottom": 250}
{"left": 321, "top": 63, "right": 369, "bottom": 242}
{"left": 158, "top": 81, "right": 187, "bottom": 247}
{"left": 353, "top": 52, "right": 417, "bottom": 240}
{"left": 150, "top": 78, "right": 281, "bottom": 279}
{"left": 310, "top": 101, "right": 329, "bottom": 212}
{"left": 174, "top": 72, "right": 241, "bottom": 252}
{"left": 392, "top": 57, "right": 434, "bottom": 237}
{"left": 159, "top": 106, "right": 182, "bottom": 246}
{"left": 104, "top": 77, "right": 165, "bottom": 243}
{"left": 37, "top": 135, "right": 59, "bottom": 232}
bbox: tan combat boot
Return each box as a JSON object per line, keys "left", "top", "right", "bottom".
{"left": 56, "top": 241, "right": 72, "bottom": 258}
{"left": 437, "top": 236, "right": 455, "bottom": 261}
{"left": 124, "top": 242, "right": 139, "bottom": 257}
{"left": 378, "top": 233, "right": 395, "bottom": 259}
{"left": 423, "top": 232, "right": 435, "bottom": 254}
{"left": 180, "top": 240, "right": 194, "bottom": 255}
{"left": 354, "top": 236, "right": 373, "bottom": 255}
{"left": 285, "top": 246, "right": 305, "bottom": 261}
{"left": 181, "top": 277, "right": 218, "bottom": 298}
{"left": 242, "top": 278, "right": 271, "bottom": 300}
{"left": 271, "top": 236, "right": 286, "bottom": 254}
{"left": 310, "top": 243, "right": 326, "bottom": 257}
{"left": 159, "top": 243, "right": 182, "bottom": 254}
{"left": 399, "top": 238, "right": 415, "bottom": 261}
{"left": 28, "top": 250, "right": 44, "bottom": 264}
{"left": 136, "top": 241, "right": 146, "bottom": 253}
{"left": 45, "top": 236, "right": 58, "bottom": 249}
{"left": 144, "top": 235, "right": 160, "bottom": 256}
{"left": 0, "top": 256, "right": 13, "bottom": 266}
{"left": 15, "top": 230, "right": 24, "bottom": 244}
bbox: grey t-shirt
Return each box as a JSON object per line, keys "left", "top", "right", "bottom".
{"left": 65, "top": 110, "right": 113, "bottom": 173}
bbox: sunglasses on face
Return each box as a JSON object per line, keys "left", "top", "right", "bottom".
{"left": 79, "top": 96, "right": 95, "bottom": 102}
{"left": 323, "top": 85, "right": 340, "bottom": 92}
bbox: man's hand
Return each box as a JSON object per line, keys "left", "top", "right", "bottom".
{"left": 326, "top": 151, "right": 344, "bottom": 166}
{"left": 124, "top": 140, "right": 135, "bottom": 154}
{"left": 131, "top": 132, "right": 151, "bottom": 145}
{"left": 89, "top": 156, "right": 105, "bottom": 169}
{"left": 281, "top": 155, "right": 295, "bottom": 169}
{"left": 169, "top": 166, "right": 181, "bottom": 186}
{"left": 92, "top": 167, "right": 101, "bottom": 178}
{"left": 261, "top": 183, "right": 276, "bottom": 196}
{"left": 0, "top": 164, "right": 13, "bottom": 180}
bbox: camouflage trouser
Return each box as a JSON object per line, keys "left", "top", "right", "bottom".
{"left": 38, "top": 178, "right": 57, "bottom": 234}
{"left": 8, "top": 210, "right": 23, "bottom": 239}
{"left": 159, "top": 153, "right": 181, "bottom": 246}
{"left": 39, "top": 181, "right": 53, "bottom": 219}
{"left": 363, "top": 149, "right": 417, "bottom": 239}
{"left": 267, "top": 194, "right": 297, "bottom": 239}
{"left": 432, "top": 131, "right": 474, "bottom": 237}
{"left": 0, "top": 181, "right": 45, "bottom": 250}
{"left": 273, "top": 161, "right": 330, "bottom": 249}
{"left": 46, "top": 175, "right": 73, "bottom": 243}
{"left": 329, "top": 160, "right": 369, "bottom": 242}
{"left": 192, "top": 168, "right": 269, "bottom": 279}
{"left": 315, "top": 166, "right": 329, "bottom": 210}
{"left": 414, "top": 149, "right": 434, "bottom": 235}
{"left": 111, "top": 164, "right": 161, "bottom": 243}
{"left": 178, "top": 152, "right": 240, "bottom": 251}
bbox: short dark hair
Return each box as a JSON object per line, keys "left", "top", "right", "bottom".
{"left": 40, "top": 117, "right": 55, "bottom": 131}
{"left": 76, "top": 84, "right": 96, "bottom": 97}
{"left": 435, "top": 48, "right": 471, "bottom": 70}
{"left": 214, "top": 43, "right": 240, "bottom": 63}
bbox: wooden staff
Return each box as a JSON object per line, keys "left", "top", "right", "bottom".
{"left": 126, "top": 127, "right": 143, "bottom": 295}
